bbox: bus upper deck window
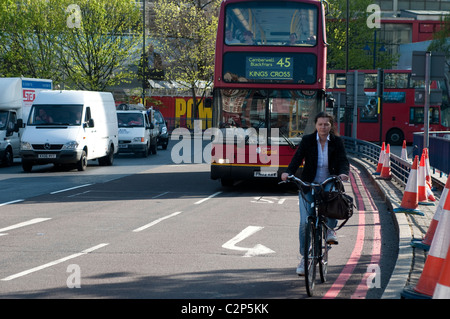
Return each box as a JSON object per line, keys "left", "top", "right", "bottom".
{"left": 224, "top": 2, "right": 317, "bottom": 46}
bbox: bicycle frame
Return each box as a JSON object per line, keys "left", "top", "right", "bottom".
{"left": 282, "top": 175, "right": 340, "bottom": 297}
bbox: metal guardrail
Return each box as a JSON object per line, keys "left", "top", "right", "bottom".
{"left": 342, "top": 136, "right": 447, "bottom": 190}
{"left": 413, "top": 131, "right": 450, "bottom": 177}
{"left": 342, "top": 136, "right": 412, "bottom": 187}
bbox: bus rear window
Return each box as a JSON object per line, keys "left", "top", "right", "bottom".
{"left": 224, "top": 1, "right": 318, "bottom": 46}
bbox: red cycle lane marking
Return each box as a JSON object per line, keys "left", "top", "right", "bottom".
{"left": 322, "top": 169, "right": 365, "bottom": 299}
{"left": 351, "top": 175, "right": 382, "bottom": 299}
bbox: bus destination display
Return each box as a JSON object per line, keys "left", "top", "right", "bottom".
{"left": 246, "top": 57, "right": 293, "bottom": 80}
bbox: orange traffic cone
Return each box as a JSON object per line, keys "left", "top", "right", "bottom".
{"left": 394, "top": 155, "right": 423, "bottom": 215}
{"left": 418, "top": 153, "right": 434, "bottom": 206}
{"left": 433, "top": 243, "right": 450, "bottom": 299}
{"left": 424, "top": 149, "right": 436, "bottom": 202}
{"left": 412, "top": 175, "right": 450, "bottom": 249}
{"left": 413, "top": 191, "right": 450, "bottom": 296}
{"left": 373, "top": 142, "right": 385, "bottom": 175}
{"left": 379, "top": 143, "right": 391, "bottom": 179}
{"left": 401, "top": 140, "right": 408, "bottom": 161}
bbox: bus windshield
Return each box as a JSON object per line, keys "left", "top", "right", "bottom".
{"left": 225, "top": 1, "right": 318, "bottom": 46}
{"left": 215, "top": 88, "right": 319, "bottom": 144}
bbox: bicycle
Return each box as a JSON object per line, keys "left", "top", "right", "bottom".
{"left": 280, "top": 175, "right": 343, "bottom": 297}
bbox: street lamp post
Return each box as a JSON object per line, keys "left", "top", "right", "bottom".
{"left": 142, "top": 0, "right": 146, "bottom": 106}
{"left": 363, "top": 30, "right": 386, "bottom": 69}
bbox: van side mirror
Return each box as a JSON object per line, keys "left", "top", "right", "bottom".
{"left": 83, "top": 118, "right": 95, "bottom": 128}
{"left": 16, "top": 119, "right": 23, "bottom": 131}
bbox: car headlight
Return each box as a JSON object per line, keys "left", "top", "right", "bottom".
{"left": 21, "top": 142, "right": 33, "bottom": 150}
{"left": 133, "top": 137, "right": 145, "bottom": 142}
{"left": 62, "top": 141, "right": 79, "bottom": 150}
{"left": 161, "top": 127, "right": 167, "bottom": 134}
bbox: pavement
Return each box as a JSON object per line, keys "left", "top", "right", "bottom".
{"left": 349, "top": 154, "right": 447, "bottom": 299}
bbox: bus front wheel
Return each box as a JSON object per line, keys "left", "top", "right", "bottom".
{"left": 386, "top": 128, "right": 404, "bottom": 146}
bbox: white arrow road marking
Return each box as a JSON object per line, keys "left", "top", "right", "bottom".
{"left": 222, "top": 226, "right": 275, "bottom": 257}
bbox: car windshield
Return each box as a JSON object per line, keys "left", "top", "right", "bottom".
{"left": 154, "top": 111, "right": 164, "bottom": 124}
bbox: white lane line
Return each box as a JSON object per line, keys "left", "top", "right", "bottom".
{"left": 152, "top": 191, "right": 169, "bottom": 199}
{"left": 194, "top": 191, "right": 222, "bottom": 205}
{"left": 0, "top": 218, "right": 52, "bottom": 233}
{"left": 1, "top": 243, "right": 109, "bottom": 281}
{"left": 50, "top": 184, "right": 92, "bottom": 195}
{"left": 133, "top": 211, "right": 182, "bottom": 232}
{"left": 0, "top": 199, "right": 24, "bottom": 207}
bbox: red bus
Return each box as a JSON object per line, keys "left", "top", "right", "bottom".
{"left": 210, "top": 0, "right": 328, "bottom": 186}
{"left": 326, "top": 69, "right": 450, "bottom": 145}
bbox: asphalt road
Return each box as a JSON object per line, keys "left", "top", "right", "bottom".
{"left": 0, "top": 140, "right": 398, "bottom": 304}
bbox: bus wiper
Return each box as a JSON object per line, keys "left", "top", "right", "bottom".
{"left": 279, "top": 128, "right": 296, "bottom": 149}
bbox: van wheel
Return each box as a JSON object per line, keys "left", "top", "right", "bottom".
{"left": 2, "top": 147, "right": 13, "bottom": 167}
{"left": 22, "top": 161, "right": 33, "bottom": 172}
{"left": 142, "top": 143, "right": 149, "bottom": 157}
{"left": 99, "top": 145, "right": 114, "bottom": 166}
{"left": 150, "top": 139, "right": 157, "bottom": 155}
{"left": 77, "top": 150, "right": 88, "bottom": 171}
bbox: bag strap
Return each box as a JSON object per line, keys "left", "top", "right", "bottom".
{"left": 335, "top": 218, "right": 349, "bottom": 231}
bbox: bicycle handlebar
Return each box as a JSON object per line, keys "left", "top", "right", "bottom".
{"left": 279, "top": 175, "right": 342, "bottom": 190}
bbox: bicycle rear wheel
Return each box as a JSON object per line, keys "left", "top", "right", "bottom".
{"left": 319, "top": 222, "right": 329, "bottom": 283}
{"left": 304, "top": 217, "right": 317, "bottom": 297}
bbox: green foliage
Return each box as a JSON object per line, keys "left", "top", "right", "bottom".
{"left": 326, "top": 0, "right": 397, "bottom": 70}
{"left": 0, "top": 0, "right": 142, "bottom": 91}
{"left": 152, "top": 0, "right": 220, "bottom": 118}
{"left": 428, "top": 14, "right": 450, "bottom": 69}
{"left": 152, "top": 0, "right": 220, "bottom": 90}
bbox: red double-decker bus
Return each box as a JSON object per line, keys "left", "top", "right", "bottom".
{"left": 210, "top": 0, "right": 328, "bottom": 186}
{"left": 326, "top": 69, "right": 450, "bottom": 145}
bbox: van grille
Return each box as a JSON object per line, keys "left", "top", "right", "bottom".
{"left": 32, "top": 144, "right": 64, "bottom": 150}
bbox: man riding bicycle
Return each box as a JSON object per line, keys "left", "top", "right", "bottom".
{"left": 281, "top": 112, "right": 349, "bottom": 276}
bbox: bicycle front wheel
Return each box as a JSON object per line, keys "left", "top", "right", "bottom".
{"left": 319, "top": 223, "right": 329, "bottom": 283}
{"left": 304, "top": 217, "right": 317, "bottom": 297}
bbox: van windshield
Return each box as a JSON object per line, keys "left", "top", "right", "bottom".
{"left": 117, "top": 113, "right": 145, "bottom": 127}
{"left": 28, "top": 105, "right": 83, "bottom": 126}
{"left": 0, "top": 111, "right": 8, "bottom": 130}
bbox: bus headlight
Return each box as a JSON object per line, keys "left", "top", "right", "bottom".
{"left": 217, "top": 158, "right": 230, "bottom": 164}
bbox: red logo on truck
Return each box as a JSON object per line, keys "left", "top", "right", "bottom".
{"left": 23, "top": 90, "right": 36, "bottom": 102}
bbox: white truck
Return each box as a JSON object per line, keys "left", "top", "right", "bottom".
{"left": 116, "top": 104, "right": 159, "bottom": 157}
{"left": 0, "top": 77, "right": 52, "bottom": 166}
{"left": 20, "top": 90, "right": 118, "bottom": 172}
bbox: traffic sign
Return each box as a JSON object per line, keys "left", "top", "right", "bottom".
{"left": 411, "top": 51, "right": 445, "bottom": 80}
{"left": 346, "top": 71, "right": 365, "bottom": 105}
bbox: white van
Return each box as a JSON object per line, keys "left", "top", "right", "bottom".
{"left": 20, "top": 90, "right": 118, "bottom": 172}
{"left": 117, "top": 109, "right": 158, "bottom": 157}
